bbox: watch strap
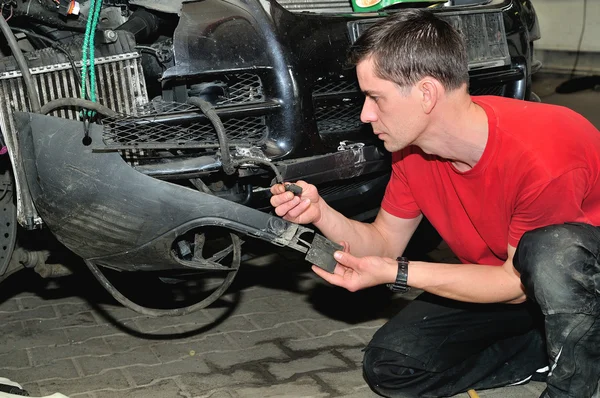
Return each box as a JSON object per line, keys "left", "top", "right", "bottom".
{"left": 386, "top": 256, "right": 410, "bottom": 293}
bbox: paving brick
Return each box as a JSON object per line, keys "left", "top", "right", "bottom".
{"left": 266, "top": 351, "right": 348, "bottom": 380}
{"left": 256, "top": 294, "right": 309, "bottom": 312}
{"left": 38, "top": 369, "right": 130, "bottom": 396}
{"left": 226, "top": 322, "right": 312, "bottom": 349}
{"left": 102, "top": 329, "right": 177, "bottom": 353}
{"left": 0, "top": 347, "right": 30, "bottom": 368}
{"left": 296, "top": 318, "right": 371, "bottom": 337}
{"left": 318, "top": 369, "right": 367, "bottom": 395}
{"left": 337, "top": 347, "right": 365, "bottom": 367}
{"left": 93, "top": 378, "right": 182, "bottom": 398}
{"left": 24, "top": 311, "right": 98, "bottom": 331}
{"left": 245, "top": 308, "right": 321, "bottom": 329}
{"left": 150, "top": 333, "right": 232, "bottom": 363}
{"left": 18, "top": 296, "right": 87, "bottom": 310}
{"left": 2, "top": 306, "right": 57, "bottom": 324}
{"left": 203, "top": 342, "right": 288, "bottom": 369}
{"left": 475, "top": 383, "right": 543, "bottom": 398}
{"left": 195, "top": 390, "right": 236, "bottom": 398}
{"left": 55, "top": 303, "right": 96, "bottom": 317}
{"left": 337, "top": 386, "right": 378, "bottom": 397}
{"left": 76, "top": 346, "right": 160, "bottom": 376}
{"left": 29, "top": 339, "right": 111, "bottom": 366}
{"left": 177, "top": 370, "right": 262, "bottom": 394}
{"left": 0, "top": 326, "right": 69, "bottom": 354}
{"left": 95, "top": 304, "right": 144, "bottom": 322}
{"left": 346, "top": 325, "right": 381, "bottom": 344}
{"left": 226, "top": 297, "right": 278, "bottom": 318}
{"left": 233, "top": 376, "right": 327, "bottom": 397}
{"left": 0, "top": 298, "right": 19, "bottom": 312}
{"left": 286, "top": 330, "right": 364, "bottom": 351}
{"left": 0, "top": 359, "right": 79, "bottom": 383}
{"left": 21, "top": 383, "right": 43, "bottom": 397}
{"left": 133, "top": 312, "right": 210, "bottom": 333}
{"left": 124, "top": 357, "right": 210, "bottom": 385}
{"left": 63, "top": 325, "right": 122, "bottom": 344}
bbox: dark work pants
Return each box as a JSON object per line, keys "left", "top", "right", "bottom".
{"left": 363, "top": 223, "right": 600, "bottom": 398}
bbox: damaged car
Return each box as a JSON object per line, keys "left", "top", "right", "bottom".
{"left": 0, "top": 0, "right": 541, "bottom": 315}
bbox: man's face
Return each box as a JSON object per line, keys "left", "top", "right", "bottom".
{"left": 356, "top": 57, "right": 426, "bottom": 153}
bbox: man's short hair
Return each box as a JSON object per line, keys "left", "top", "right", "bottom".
{"left": 348, "top": 9, "right": 469, "bottom": 91}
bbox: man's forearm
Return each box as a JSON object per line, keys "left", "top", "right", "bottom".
{"left": 407, "top": 261, "right": 527, "bottom": 304}
{"left": 314, "top": 202, "right": 396, "bottom": 258}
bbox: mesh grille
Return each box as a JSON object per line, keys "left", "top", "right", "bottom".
{"left": 315, "top": 102, "right": 363, "bottom": 133}
{"left": 217, "top": 73, "right": 264, "bottom": 105}
{"left": 469, "top": 84, "right": 506, "bottom": 97}
{"left": 103, "top": 102, "right": 267, "bottom": 149}
{"left": 319, "top": 179, "right": 372, "bottom": 197}
{"left": 313, "top": 79, "right": 360, "bottom": 95}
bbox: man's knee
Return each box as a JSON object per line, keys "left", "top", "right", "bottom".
{"left": 514, "top": 223, "right": 600, "bottom": 314}
{"left": 363, "top": 346, "right": 426, "bottom": 397}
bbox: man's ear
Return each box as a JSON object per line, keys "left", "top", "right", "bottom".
{"left": 417, "top": 78, "right": 441, "bottom": 114}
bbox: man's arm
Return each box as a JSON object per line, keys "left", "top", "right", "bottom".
{"left": 407, "top": 245, "right": 526, "bottom": 303}
{"left": 317, "top": 244, "right": 526, "bottom": 304}
{"left": 270, "top": 181, "right": 422, "bottom": 258}
{"left": 316, "top": 204, "right": 422, "bottom": 258}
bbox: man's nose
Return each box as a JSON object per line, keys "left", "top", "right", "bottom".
{"left": 360, "top": 99, "right": 377, "bottom": 123}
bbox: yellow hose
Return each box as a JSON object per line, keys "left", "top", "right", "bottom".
{"left": 467, "top": 389, "right": 481, "bottom": 398}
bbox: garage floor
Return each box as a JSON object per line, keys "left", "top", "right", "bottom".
{"left": 0, "top": 73, "right": 598, "bottom": 398}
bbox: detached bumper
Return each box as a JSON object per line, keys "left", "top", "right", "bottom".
{"left": 15, "top": 112, "right": 318, "bottom": 271}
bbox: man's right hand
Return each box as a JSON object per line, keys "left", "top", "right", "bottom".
{"left": 270, "top": 180, "right": 323, "bottom": 225}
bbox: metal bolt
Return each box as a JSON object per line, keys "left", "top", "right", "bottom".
{"left": 105, "top": 30, "right": 118, "bottom": 41}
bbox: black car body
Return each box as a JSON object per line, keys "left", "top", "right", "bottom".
{"left": 0, "top": 0, "right": 540, "bottom": 313}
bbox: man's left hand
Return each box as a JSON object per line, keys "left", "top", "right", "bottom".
{"left": 312, "top": 249, "right": 399, "bottom": 292}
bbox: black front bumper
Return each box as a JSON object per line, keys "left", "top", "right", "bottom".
{"left": 15, "top": 112, "right": 336, "bottom": 271}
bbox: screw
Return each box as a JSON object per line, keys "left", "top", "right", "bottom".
{"left": 105, "top": 30, "right": 117, "bottom": 41}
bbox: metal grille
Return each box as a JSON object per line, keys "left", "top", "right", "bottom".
{"left": 315, "top": 102, "right": 363, "bottom": 133}
{"left": 319, "top": 179, "right": 372, "bottom": 197}
{"left": 469, "top": 84, "right": 506, "bottom": 97}
{"left": 313, "top": 78, "right": 359, "bottom": 95}
{"left": 216, "top": 73, "right": 264, "bottom": 105}
{"left": 103, "top": 102, "right": 267, "bottom": 150}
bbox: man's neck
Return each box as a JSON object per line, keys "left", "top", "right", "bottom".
{"left": 419, "top": 95, "right": 489, "bottom": 172}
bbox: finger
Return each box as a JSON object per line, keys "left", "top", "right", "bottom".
{"left": 270, "top": 191, "right": 295, "bottom": 207}
{"left": 312, "top": 265, "right": 348, "bottom": 287}
{"left": 334, "top": 251, "right": 360, "bottom": 270}
{"left": 270, "top": 183, "right": 287, "bottom": 195}
{"left": 339, "top": 241, "right": 350, "bottom": 253}
{"left": 273, "top": 196, "right": 302, "bottom": 217}
{"left": 285, "top": 198, "right": 311, "bottom": 219}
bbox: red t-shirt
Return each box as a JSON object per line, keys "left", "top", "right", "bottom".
{"left": 381, "top": 96, "right": 600, "bottom": 265}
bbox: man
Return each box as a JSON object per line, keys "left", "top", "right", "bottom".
{"left": 270, "top": 9, "right": 600, "bottom": 398}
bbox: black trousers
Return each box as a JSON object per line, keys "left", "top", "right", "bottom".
{"left": 363, "top": 223, "right": 600, "bottom": 398}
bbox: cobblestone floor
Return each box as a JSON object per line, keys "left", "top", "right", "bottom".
{"left": 0, "top": 247, "right": 545, "bottom": 398}
{"left": 0, "top": 74, "right": 597, "bottom": 398}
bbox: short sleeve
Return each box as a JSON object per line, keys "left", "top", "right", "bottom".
{"left": 508, "top": 168, "right": 590, "bottom": 247}
{"left": 381, "top": 150, "right": 422, "bottom": 219}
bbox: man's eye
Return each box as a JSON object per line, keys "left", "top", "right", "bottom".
{"left": 372, "top": 96, "right": 379, "bottom": 103}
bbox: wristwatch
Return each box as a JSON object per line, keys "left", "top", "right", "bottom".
{"left": 386, "top": 257, "right": 410, "bottom": 293}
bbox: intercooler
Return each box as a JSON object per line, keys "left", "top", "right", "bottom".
{"left": 0, "top": 35, "right": 147, "bottom": 227}
{"left": 0, "top": 52, "right": 147, "bottom": 132}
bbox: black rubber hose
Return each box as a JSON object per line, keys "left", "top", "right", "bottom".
{"left": 234, "top": 157, "right": 283, "bottom": 184}
{"left": 84, "top": 233, "right": 242, "bottom": 317}
{"left": 187, "top": 97, "right": 236, "bottom": 175}
{"left": 0, "top": 15, "right": 41, "bottom": 113}
{"left": 9, "top": 27, "right": 82, "bottom": 91}
{"left": 40, "top": 98, "right": 119, "bottom": 117}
